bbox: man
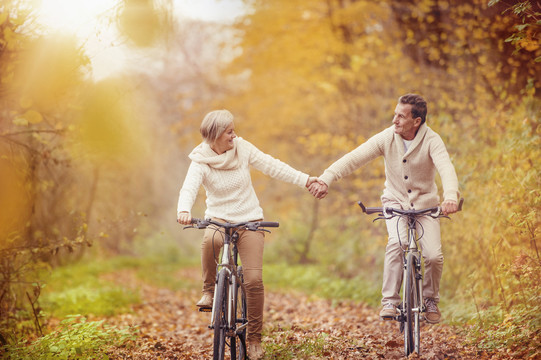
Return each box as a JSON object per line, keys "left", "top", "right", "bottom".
{"left": 309, "top": 94, "right": 459, "bottom": 323}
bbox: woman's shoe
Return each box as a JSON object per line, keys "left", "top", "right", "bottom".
{"left": 196, "top": 293, "right": 213, "bottom": 308}
{"left": 247, "top": 341, "right": 264, "bottom": 360}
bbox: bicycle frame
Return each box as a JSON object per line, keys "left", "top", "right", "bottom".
{"left": 402, "top": 215, "right": 423, "bottom": 323}
{"left": 359, "top": 198, "right": 463, "bottom": 357}
{"left": 185, "top": 219, "right": 278, "bottom": 360}
{"left": 209, "top": 227, "right": 243, "bottom": 333}
{"left": 401, "top": 214, "right": 424, "bottom": 355}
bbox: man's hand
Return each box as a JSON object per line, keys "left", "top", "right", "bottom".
{"left": 441, "top": 200, "right": 458, "bottom": 215}
{"left": 308, "top": 179, "right": 329, "bottom": 199}
{"left": 177, "top": 211, "right": 192, "bottom": 225}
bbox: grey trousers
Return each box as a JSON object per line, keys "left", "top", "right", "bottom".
{"left": 381, "top": 203, "right": 443, "bottom": 306}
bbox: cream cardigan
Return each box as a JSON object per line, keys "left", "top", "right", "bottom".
{"left": 177, "top": 137, "right": 309, "bottom": 222}
{"left": 319, "top": 124, "right": 459, "bottom": 209}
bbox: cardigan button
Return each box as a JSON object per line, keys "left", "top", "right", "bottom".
{"left": 408, "top": 189, "right": 412, "bottom": 193}
{"left": 403, "top": 159, "right": 407, "bottom": 163}
{"left": 411, "top": 203, "right": 414, "bottom": 207}
{"left": 404, "top": 176, "right": 408, "bottom": 180}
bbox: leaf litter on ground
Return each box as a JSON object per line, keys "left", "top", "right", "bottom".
{"left": 102, "top": 268, "right": 516, "bottom": 360}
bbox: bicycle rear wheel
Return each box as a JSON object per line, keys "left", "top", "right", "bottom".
{"left": 403, "top": 253, "right": 419, "bottom": 356}
{"left": 213, "top": 270, "right": 228, "bottom": 360}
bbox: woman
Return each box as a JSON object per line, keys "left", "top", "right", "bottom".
{"left": 177, "top": 110, "right": 316, "bottom": 359}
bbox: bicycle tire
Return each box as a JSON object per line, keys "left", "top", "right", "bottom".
{"left": 413, "top": 260, "right": 421, "bottom": 355}
{"left": 231, "top": 266, "right": 248, "bottom": 360}
{"left": 404, "top": 253, "right": 416, "bottom": 356}
{"left": 213, "top": 270, "right": 228, "bottom": 360}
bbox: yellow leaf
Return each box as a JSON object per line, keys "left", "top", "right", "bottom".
{"left": 24, "top": 110, "right": 43, "bottom": 124}
{"left": 12, "top": 117, "right": 28, "bottom": 126}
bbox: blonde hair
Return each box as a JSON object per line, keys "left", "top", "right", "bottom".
{"left": 200, "top": 110, "right": 234, "bottom": 144}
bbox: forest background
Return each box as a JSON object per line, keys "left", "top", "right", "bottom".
{"left": 0, "top": 0, "right": 539, "bottom": 357}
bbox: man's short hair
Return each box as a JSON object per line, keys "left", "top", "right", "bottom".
{"left": 398, "top": 94, "right": 427, "bottom": 125}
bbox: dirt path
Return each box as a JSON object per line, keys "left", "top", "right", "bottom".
{"left": 105, "top": 268, "right": 505, "bottom": 359}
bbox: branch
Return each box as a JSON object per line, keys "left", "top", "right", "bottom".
{"left": 26, "top": 290, "right": 43, "bottom": 336}
{"left": 0, "top": 135, "right": 41, "bottom": 154}
{"left": 3, "top": 129, "right": 66, "bottom": 136}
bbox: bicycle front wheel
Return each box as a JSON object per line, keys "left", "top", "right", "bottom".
{"left": 213, "top": 269, "right": 228, "bottom": 360}
{"left": 231, "top": 266, "right": 247, "bottom": 360}
{"left": 404, "top": 253, "right": 420, "bottom": 356}
{"left": 413, "top": 259, "right": 421, "bottom": 354}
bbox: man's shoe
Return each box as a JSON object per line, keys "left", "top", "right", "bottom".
{"left": 196, "top": 293, "right": 213, "bottom": 309}
{"left": 379, "top": 303, "right": 397, "bottom": 320}
{"left": 424, "top": 298, "right": 441, "bottom": 324}
{"left": 247, "top": 341, "right": 264, "bottom": 360}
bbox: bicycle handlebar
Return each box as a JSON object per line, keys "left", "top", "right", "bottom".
{"left": 187, "top": 218, "right": 279, "bottom": 231}
{"left": 358, "top": 198, "right": 464, "bottom": 217}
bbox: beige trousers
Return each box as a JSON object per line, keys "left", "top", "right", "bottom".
{"left": 381, "top": 203, "right": 443, "bottom": 306}
{"left": 201, "top": 219, "right": 265, "bottom": 343}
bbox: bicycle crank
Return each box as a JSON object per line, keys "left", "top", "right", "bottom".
{"left": 236, "top": 323, "right": 248, "bottom": 334}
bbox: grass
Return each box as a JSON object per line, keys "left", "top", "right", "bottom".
{"left": 4, "top": 251, "right": 195, "bottom": 359}
{"left": 4, "top": 315, "right": 137, "bottom": 360}
{"left": 262, "top": 324, "right": 330, "bottom": 359}
{"left": 40, "top": 253, "right": 200, "bottom": 318}
{"left": 41, "top": 257, "right": 141, "bottom": 318}
{"left": 131, "top": 256, "right": 200, "bottom": 291}
{"left": 263, "top": 263, "right": 381, "bottom": 307}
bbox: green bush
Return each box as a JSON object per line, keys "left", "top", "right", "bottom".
{"left": 4, "top": 315, "right": 137, "bottom": 360}
{"left": 462, "top": 254, "right": 541, "bottom": 357}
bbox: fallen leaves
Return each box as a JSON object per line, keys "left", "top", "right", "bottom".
{"left": 101, "top": 269, "right": 514, "bottom": 359}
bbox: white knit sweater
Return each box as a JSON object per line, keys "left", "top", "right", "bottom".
{"left": 319, "top": 124, "right": 459, "bottom": 209}
{"left": 177, "top": 137, "right": 309, "bottom": 222}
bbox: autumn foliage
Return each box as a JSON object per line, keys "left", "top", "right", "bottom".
{"left": 209, "top": 0, "right": 540, "bottom": 353}
{"left": 0, "top": 0, "right": 540, "bottom": 356}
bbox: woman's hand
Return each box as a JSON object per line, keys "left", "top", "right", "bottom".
{"left": 306, "top": 177, "right": 320, "bottom": 188}
{"left": 177, "top": 211, "right": 192, "bottom": 225}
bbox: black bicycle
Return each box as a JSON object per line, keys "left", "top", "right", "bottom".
{"left": 185, "top": 218, "right": 279, "bottom": 360}
{"left": 358, "top": 199, "right": 463, "bottom": 356}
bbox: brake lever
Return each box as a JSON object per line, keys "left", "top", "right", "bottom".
{"left": 245, "top": 224, "right": 271, "bottom": 233}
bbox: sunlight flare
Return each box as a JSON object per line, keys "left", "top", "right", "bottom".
{"left": 36, "top": 0, "right": 119, "bottom": 36}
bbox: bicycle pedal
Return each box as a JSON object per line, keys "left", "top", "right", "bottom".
{"left": 198, "top": 307, "right": 212, "bottom": 312}
{"left": 380, "top": 315, "right": 395, "bottom": 321}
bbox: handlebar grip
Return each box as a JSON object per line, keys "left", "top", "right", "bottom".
{"left": 458, "top": 198, "right": 464, "bottom": 211}
{"left": 358, "top": 201, "right": 382, "bottom": 215}
{"left": 258, "top": 221, "right": 279, "bottom": 228}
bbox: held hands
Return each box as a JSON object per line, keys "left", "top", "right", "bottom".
{"left": 177, "top": 211, "right": 192, "bottom": 225}
{"left": 306, "top": 177, "right": 329, "bottom": 199}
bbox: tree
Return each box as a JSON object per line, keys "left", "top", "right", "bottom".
{"left": 0, "top": 0, "right": 93, "bottom": 338}
{"left": 206, "top": 0, "right": 541, "bottom": 299}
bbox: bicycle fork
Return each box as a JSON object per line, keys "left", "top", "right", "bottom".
{"left": 210, "top": 242, "right": 232, "bottom": 328}
{"left": 210, "top": 241, "right": 245, "bottom": 335}
{"left": 403, "top": 226, "right": 424, "bottom": 318}
{"left": 403, "top": 254, "right": 424, "bottom": 315}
